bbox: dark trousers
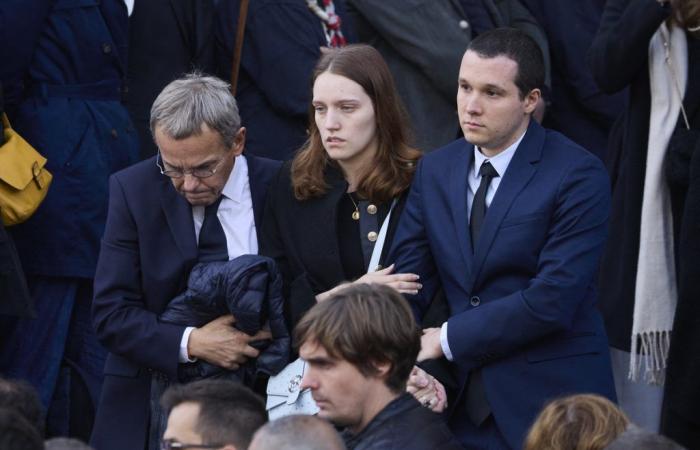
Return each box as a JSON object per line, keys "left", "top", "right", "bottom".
{"left": 0, "top": 276, "right": 106, "bottom": 440}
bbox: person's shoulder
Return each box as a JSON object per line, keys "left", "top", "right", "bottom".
{"left": 421, "top": 138, "right": 470, "bottom": 165}
{"left": 246, "top": 153, "right": 283, "bottom": 176}
{"left": 111, "top": 156, "right": 162, "bottom": 189}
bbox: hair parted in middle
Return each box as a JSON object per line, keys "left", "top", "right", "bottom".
{"left": 291, "top": 44, "right": 421, "bottom": 203}
{"left": 523, "top": 394, "right": 630, "bottom": 450}
{"left": 294, "top": 283, "right": 421, "bottom": 393}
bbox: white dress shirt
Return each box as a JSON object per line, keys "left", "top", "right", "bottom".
{"left": 440, "top": 132, "right": 525, "bottom": 361}
{"left": 179, "top": 155, "right": 258, "bottom": 362}
{"left": 123, "top": 0, "right": 134, "bottom": 16}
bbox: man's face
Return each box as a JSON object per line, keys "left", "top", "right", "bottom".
{"left": 162, "top": 402, "right": 205, "bottom": 448}
{"left": 155, "top": 124, "right": 245, "bottom": 207}
{"left": 299, "top": 341, "right": 382, "bottom": 434}
{"left": 456, "top": 50, "right": 539, "bottom": 156}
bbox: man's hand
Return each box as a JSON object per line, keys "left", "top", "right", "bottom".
{"left": 417, "top": 327, "right": 444, "bottom": 362}
{"left": 187, "top": 315, "right": 272, "bottom": 370}
{"left": 406, "top": 366, "right": 448, "bottom": 413}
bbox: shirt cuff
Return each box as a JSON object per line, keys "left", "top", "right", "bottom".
{"left": 440, "top": 322, "right": 454, "bottom": 361}
{"left": 179, "top": 327, "right": 197, "bottom": 363}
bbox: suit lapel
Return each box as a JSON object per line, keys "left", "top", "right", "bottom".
{"left": 469, "top": 121, "right": 545, "bottom": 288}
{"left": 160, "top": 179, "right": 198, "bottom": 261}
{"left": 449, "top": 142, "right": 474, "bottom": 266}
{"left": 246, "top": 154, "right": 266, "bottom": 231}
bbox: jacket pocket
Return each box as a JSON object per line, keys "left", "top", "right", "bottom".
{"left": 501, "top": 211, "right": 548, "bottom": 228}
{"left": 527, "top": 334, "right": 601, "bottom": 363}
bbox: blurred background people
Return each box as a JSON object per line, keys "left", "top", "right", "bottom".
{"left": 589, "top": 1, "right": 700, "bottom": 442}
{"left": 520, "top": 0, "right": 627, "bottom": 159}
{"left": 0, "top": 0, "right": 139, "bottom": 440}
{"left": 215, "top": 0, "right": 357, "bottom": 160}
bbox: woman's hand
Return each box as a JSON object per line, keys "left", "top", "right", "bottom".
{"left": 406, "top": 366, "right": 448, "bottom": 413}
{"left": 354, "top": 264, "right": 421, "bottom": 294}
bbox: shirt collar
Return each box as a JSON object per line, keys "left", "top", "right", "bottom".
{"left": 221, "top": 154, "right": 248, "bottom": 203}
{"left": 473, "top": 131, "right": 526, "bottom": 179}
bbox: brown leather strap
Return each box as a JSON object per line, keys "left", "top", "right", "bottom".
{"left": 230, "top": 0, "right": 250, "bottom": 95}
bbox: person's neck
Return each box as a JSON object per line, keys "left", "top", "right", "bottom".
{"left": 337, "top": 154, "right": 375, "bottom": 193}
{"left": 479, "top": 118, "right": 529, "bottom": 158}
{"left": 349, "top": 386, "right": 400, "bottom": 435}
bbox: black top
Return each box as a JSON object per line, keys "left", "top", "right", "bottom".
{"left": 337, "top": 193, "right": 365, "bottom": 280}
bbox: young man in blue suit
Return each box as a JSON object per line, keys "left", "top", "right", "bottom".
{"left": 391, "top": 28, "right": 616, "bottom": 450}
{"left": 90, "top": 74, "right": 281, "bottom": 450}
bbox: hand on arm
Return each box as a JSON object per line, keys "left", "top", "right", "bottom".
{"left": 417, "top": 327, "right": 444, "bottom": 362}
{"left": 315, "top": 264, "right": 422, "bottom": 302}
{"left": 187, "top": 315, "right": 272, "bottom": 370}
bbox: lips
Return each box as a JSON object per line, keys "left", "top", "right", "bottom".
{"left": 464, "top": 121, "right": 484, "bottom": 128}
{"left": 326, "top": 136, "right": 345, "bottom": 144}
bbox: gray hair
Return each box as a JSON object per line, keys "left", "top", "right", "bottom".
{"left": 44, "top": 438, "right": 95, "bottom": 450}
{"left": 150, "top": 73, "right": 241, "bottom": 148}
{"left": 250, "top": 415, "right": 346, "bottom": 450}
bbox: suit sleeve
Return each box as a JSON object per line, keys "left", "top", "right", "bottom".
{"left": 588, "top": 0, "right": 669, "bottom": 94}
{"left": 92, "top": 175, "right": 185, "bottom": 379}
{"left": 447, "top": 156, "right": 611, "bottom": 366}
{"left": 347, "top": 0, "right": 470, "bottom": 101}
{"left": 389, "top": 159, "right": 441, "bottom": 322}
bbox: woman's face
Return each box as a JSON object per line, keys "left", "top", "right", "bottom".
{"left": 312, "top": 72, "right": 378, "bottom": 172}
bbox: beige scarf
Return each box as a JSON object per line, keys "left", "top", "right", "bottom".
{"left": 630, "top": 22, "right": 687, "bottom": 384}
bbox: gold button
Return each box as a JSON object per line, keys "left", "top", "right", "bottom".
{"left": 367, "top": 231, "right": 378, "bottom": 242}
{"left": 367, "top": 204, "right": 377, "bottom": 215}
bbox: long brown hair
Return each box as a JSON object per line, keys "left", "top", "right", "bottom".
{"left": 523, "top": 394, "right": 630, "bottom": 450}
{"left": 671, "top": 0, "right": 700, "bottom": 33}
{"left": 291, "top": 44, "right": 421, "bottom": 203}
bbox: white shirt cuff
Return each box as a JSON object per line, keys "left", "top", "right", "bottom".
{"left": 179, "top": 327, "right": 197, "bottom": 363}
{"left": 440, "top": 322, "right": 454, "bottom": 361}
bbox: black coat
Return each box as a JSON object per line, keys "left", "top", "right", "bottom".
{"left": 342, "top": 393, "right": 462, "bottom": 450}
{"left": 588, "top": 0, "right": 670, "bottom": 351}
{"left": 259, "top": 162, "right": 406, "bottom": 329}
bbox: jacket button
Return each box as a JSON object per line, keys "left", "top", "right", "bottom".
{"left": 470, "top": 296, "right": 480, "bottom": 307}
{"left": 102, "top": 43, "right": 112, "bottom": 54}
{"left": 459, "top": 20, "right": 469, "bottom": 30}
{"left": 367, "top": 231, "right": 378, "bottom": 242}
{"left": 111, "top": 129, "right": 119, "bottom": 139}
{"left": 367, "top": 204, "right": 377, "bottom": 214}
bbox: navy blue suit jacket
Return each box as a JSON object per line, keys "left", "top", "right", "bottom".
{"left": 91, "top": 154, "right": 280, "bottom": 450}
{"left": 390, "top": 120, "right": 616, "bottom": 449}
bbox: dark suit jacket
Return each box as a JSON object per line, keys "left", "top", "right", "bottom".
{"left": 390, "top": 120, "right": 616, "bottom": 449}
{"left": 90, "top": 153, "right": 280, "bottom": 450}
{"left": 125, "top": 0, "right": 216, "bottom": 160}
{"left": 259, "top": 162, "right": 406, "bottom": 329}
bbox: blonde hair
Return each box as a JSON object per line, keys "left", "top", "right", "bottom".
{"left": 523, "top": 394, "right": 630, "bottom": 450}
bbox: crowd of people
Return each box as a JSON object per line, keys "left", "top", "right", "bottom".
{"left": 1, "top": 0, "right": 699, "bottom": 449}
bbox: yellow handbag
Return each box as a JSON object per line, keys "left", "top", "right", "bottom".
{"left": 0, "top": 113, "right": 53, "bottom": 226}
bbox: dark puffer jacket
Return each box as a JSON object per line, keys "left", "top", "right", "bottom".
{"left": 159, "top": 255, "right": 290, "bottom": 384}
{"left": 342, "top": 393, "right": 462, "bottom": 450}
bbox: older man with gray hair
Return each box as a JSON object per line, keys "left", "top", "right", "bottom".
{"left": 90, "top": 73, "right": 281, "bottom": 450}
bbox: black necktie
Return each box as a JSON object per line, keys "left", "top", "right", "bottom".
{"left": 466, "top": 160, "right": 499, "bottom": 426}
{"left": 470, "top": 161, "right": 499, "bottom": 250}
{"left": 198, "top": 196, "right": 228, "bottom": 262}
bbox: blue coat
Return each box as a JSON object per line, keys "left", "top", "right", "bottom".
{"left": 90, "top": 154, "right": 281, "bottom": 450}
{"left": 0, "top": 0, "right": 139, "bottom": 278}
{"left": 390, "top": 120, "right": 616, "bottom": 449}
{"left": 215, "top": 0, "right": 356, "bottom": 160}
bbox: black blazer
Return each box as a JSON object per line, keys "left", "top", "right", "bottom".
{"left": 259, "top": 162, "right": 407, "bottom": 329}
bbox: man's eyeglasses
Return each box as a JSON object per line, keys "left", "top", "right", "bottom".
{"left": 159, "top": 439, "right": 223, "bottom": 450}
{"left": 156, "top": 152, "right": 225, "bottom": 179}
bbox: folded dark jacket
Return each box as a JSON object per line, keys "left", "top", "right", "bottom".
{"left": 159, "top": 255, "right": 290, "bottom": 383}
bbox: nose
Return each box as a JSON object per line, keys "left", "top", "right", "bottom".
{"left": 461, "top": 92, "right": 482, "bottom": 116}
{"left": 181, "top": 173, "right": 200, "bottom": 191}
{"left": 300, "top": 370, "right": 316, "bottom": 391}
{"left": 323, "top": 109, "right": 340, "bottom": 131}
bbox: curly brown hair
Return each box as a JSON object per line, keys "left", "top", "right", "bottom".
{"left": 523, "top": 394, "right": 630, "bottom": 450}
{"left": 291, "top": 44, "right": 421, "bottom": 203}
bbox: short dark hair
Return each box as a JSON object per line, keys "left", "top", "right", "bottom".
{"left": 0, "top": 377, "right": 44, "bottom": 436}
{"left": 251, "top": 415, "right": 345, "bottom": 450}
{"left": 467, "top": 27, "right": 544, "bottom": 99}
{"left": 160, "top": 380, "right": 267, "bottom": 448}
{"left": 295, "top": 283, "right": 421, "bottom": 393}
{"left": 0, "top": 408, "right": 44, "bottom": 450}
